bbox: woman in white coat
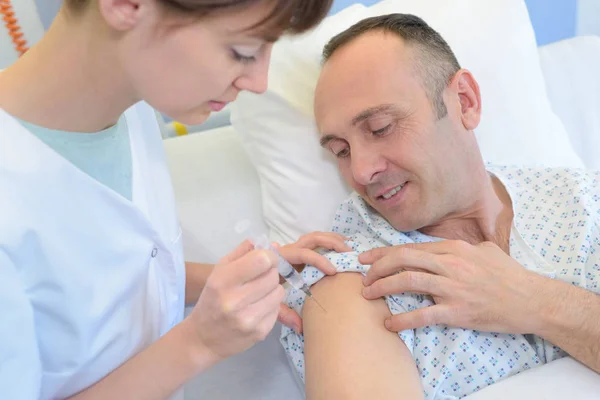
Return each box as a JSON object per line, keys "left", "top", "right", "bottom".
{"left": 0, "top": 0, "right": 345, "bottom": 398}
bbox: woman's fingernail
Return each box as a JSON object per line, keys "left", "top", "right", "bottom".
{"left": 384, "top": 319, "right": 391, "bottom": 330}
{"left": 362, "top": 287, "right": 371, "bottom": 297}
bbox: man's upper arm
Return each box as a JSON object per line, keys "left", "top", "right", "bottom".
{"left": 302, "top": 272, "right": 424, "bottom": 400}
{"left": 0, "top": 248, "right": 42, "bottom": 398}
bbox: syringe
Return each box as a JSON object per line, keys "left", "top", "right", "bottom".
{"left": 235, "top": 220, "right": 326, "bottom": 312}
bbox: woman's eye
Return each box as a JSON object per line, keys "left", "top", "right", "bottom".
{"left": 231, "top": 45, "right": 261, "bottom": 64}
{"left": 232, "top": 50, "right": 257, "bottom": 64}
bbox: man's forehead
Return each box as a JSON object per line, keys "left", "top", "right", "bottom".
{"left": 315, "top": 32, "right": 418, "bottom": 130}
{"left": 327, "top": 30, "right": 410, "bottom": 63}
{"left": 317, "top": 34, "right": 414, "bottom": 96}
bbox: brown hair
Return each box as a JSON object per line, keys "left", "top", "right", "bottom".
{"left": 67, "top": 0, "right": 333, "bottom": 35}
{"left": 323, "top": 14, "right": 461, "bottom": 119}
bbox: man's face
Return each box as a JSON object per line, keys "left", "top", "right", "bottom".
{"left": 315, "top": 31, "right": 477, "bottom": 232}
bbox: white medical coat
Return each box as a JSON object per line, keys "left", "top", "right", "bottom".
{"left": 0, "top": 102, "right": 186, "bottom": 399}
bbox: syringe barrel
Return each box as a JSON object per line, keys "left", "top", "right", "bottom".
{"left": 251, "top": 234, "right": 306, "bottom": 291}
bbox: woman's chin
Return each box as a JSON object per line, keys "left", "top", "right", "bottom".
{"left": 168, "top": 109, "right": 211, "bottom": 126}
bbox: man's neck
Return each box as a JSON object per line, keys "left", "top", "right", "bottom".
{"left": 0, "top": 8, "right": 136, "bottom": 132}
{"left": 419, "top": 175, "right": 514, "bottom": 252}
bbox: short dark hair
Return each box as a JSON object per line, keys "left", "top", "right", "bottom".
{"left": 66, "top": 0, "right": 333, "bottom": 35}
{"left": 322, "top": 13, "right": 461, "bottom": 119}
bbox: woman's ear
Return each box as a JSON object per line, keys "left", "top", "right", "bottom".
{"left": 97, "top": 0, "right": 144, "bottom": 31}
{"left": 447, "top": 69, "right": 482, "bottom": 130}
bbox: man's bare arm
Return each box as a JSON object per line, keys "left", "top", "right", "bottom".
{"left": 534, "top": 278, "right": 600, "bottom": 373}
{"left": 303, "top": 273, "right": 424, "bottom": 400}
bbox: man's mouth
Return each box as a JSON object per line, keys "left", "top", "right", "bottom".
{"left": 377, "top": 183, "right": 406, "bottom": 200}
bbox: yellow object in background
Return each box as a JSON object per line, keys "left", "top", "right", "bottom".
{"left": 172, "top": 121, "right": 188, "bottom": 136}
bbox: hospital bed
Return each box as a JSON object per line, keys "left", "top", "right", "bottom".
{"left": 164, "top": 31, "right": 600, "bottom": 399}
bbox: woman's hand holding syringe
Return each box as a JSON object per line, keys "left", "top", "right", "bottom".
{"left": 235, "top": 221, "right": 352, "bottom": 331}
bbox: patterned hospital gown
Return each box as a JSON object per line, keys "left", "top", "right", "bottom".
{"left": 281, "top": 165, "right": 600, "bottom": 399}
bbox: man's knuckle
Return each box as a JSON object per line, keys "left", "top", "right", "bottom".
{"left": 369, "top": 280, "right": 384, "bottom": 297}
{"left": 440, "top": 254, "right": 462, "bottom": 268}
{"left": 396, "top": 247, "right": 413, "bottom": 258}
{"left": 420, "top": 311, "right": 435, "bottom": 326}
{"left": 403, "top": 271, "right": 420, "bottom": 288}
{"left": 367, "top": 264, "right": 381, "bottom": 277}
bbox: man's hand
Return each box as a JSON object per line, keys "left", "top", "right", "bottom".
{"left": 360, "top": 240, "right": 550, "bottom": 334}
{"left": 276, "top": 232, "right": 352, "bottom": 333}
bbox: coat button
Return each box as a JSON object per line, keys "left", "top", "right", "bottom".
{"left": 151, "top": 247, "right": 158, "bottom": 258}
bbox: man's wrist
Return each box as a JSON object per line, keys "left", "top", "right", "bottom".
{"left": 529, "top": 277, "right": 575, "bottom": 338}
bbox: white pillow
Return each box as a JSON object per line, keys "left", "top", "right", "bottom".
{"left": 231, "top": 0, "right": 584, "bottom": 244}
{"left": 538, "top": 35, "right": 600, "bottom": 170}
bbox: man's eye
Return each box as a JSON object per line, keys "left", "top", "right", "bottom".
{"left": 372, "top": 124, "right": 391, "bottom": 136}
{"left": 334, "top": 147, "right": 350, "bottom": 158}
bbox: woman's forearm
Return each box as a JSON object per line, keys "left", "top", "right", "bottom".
{"left": 69, "top": 320, "right": 220, "bottom": 400}
{"left": 185, "top": 262, "right": 214, "bottom": 305}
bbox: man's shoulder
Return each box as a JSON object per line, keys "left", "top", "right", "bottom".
{"left": 489, "top": 164, "right": 600, "bottom": 220}
{"left": 487, "top": 164, "right": 599, "bottom": 191}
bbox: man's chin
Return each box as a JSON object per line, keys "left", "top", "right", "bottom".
{"left": 389, "top": 219, "right": 420, "bottom": 233}
{"left": 378, "top": 209, "right": 422, "bottom": 233}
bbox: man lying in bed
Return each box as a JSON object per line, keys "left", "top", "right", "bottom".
{"left": 280, "top": 13, "right": 600, "bottom": 400}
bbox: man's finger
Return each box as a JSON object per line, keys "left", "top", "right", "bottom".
{"left": 277, "top": 303, "right": 302, "bottom": 334}
{"left": 360, "top": 240, "right": 472, "bottom": 266}
{"left": 364, "top": 250, "right": 446, "bottom": 286}
{"left": 385, "top": 305, "right": 450, "bottom": 332}
{"left": 295, "top": 233, "right": 352, "bottom": 253}
{"left": 358, "top": 246, "right": 392, "bottom": 265}
{"left": 279, "top": 247, "right": 337, "bottom": 275}
{"left": 363, "top": 271, "right": 444, "bottom": 299}
{"left": 398, "top": 240, "right": 471, "bottom": 256}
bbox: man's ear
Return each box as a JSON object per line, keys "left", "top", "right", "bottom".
{"left": 97, "top": 0, "right": 144, "bottom": 31}
{"left": 447, "top": 69, "right": 482, "bottom": 130}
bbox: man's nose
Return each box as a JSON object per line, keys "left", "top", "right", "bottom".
{"left": 350, "top": 146, "right": 386, "bottom": 186}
